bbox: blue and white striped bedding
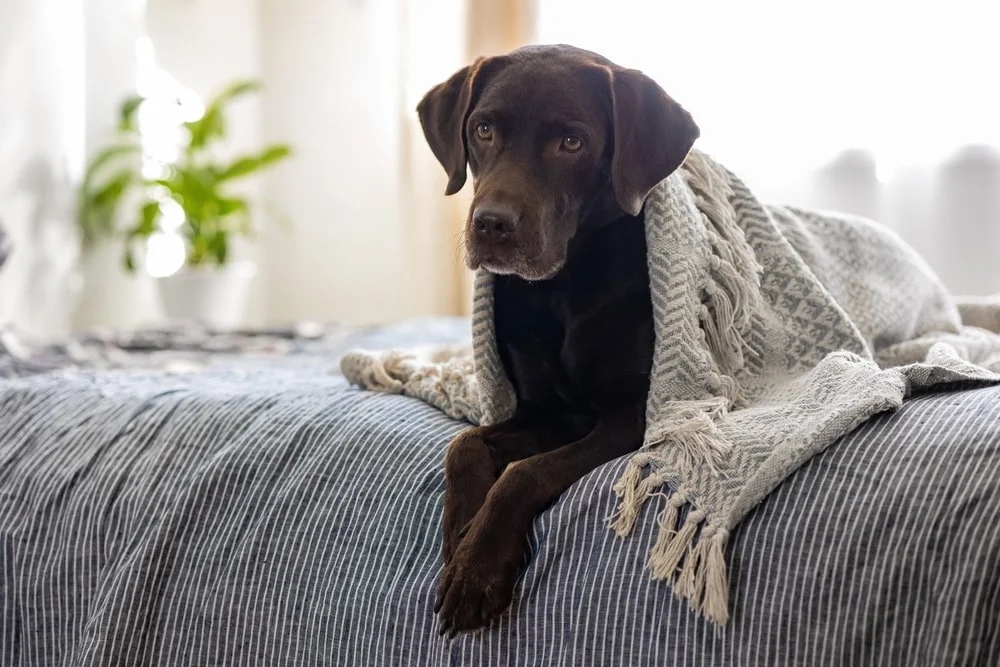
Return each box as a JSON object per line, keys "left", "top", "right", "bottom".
{"left": 1, "top": 317, "right": 999, "bottom": 666}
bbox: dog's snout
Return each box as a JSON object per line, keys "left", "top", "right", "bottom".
{"left": 473, "top": 206, "right": 518, "bottom": 243}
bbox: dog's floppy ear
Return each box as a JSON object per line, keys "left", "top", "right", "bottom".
{"left": 608, "top": 68, "right": 700, "bottom": 216}
{"left": 416, "top": 59, "right": 487, "bottom": 196}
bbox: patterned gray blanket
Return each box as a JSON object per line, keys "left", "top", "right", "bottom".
{"left": 1, "top": 318, "right": 999, "bottom": 665}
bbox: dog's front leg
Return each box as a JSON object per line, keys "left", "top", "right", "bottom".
{"left": 436, "top": 403, "right": 645, "bottom": 636}
{"left": 441, "top": 414, "right": 581, "bottom": 564}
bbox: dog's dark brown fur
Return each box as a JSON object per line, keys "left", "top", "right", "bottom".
{"left": 417, "top": 44, "right": 699, "bottom": 635}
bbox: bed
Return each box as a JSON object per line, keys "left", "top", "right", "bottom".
{"left": 1, "top": 317, "right": 999, "bottom": 666}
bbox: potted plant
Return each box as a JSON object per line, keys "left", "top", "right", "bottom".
{"left": 79, "top": 79, "right": 292, "bottom": 328}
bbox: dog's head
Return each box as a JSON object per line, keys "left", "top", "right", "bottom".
{"left": 417, "top": 44, "right": 699, "bottom": 280}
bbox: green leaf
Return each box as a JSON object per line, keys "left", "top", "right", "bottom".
{"left": 135, "top": 201, "right": 161, "bottom": 236}
{"left": 150, "top": 177, "right": 178, "bottom": 195}
{"left": 208, "top": 231, "right": 228, "bottom": 265}
{"left": 123, "top": 246, "right": 136, "bottom": 273}
{"left": 210, "top": 80, "right": 261, "bottom": 106}
{"left": 216, "top": 197, "right": 249, "bottom": 216}
{"left": 118, "top": 95, "right": 146, "bottom": 131}
{"left": 79, "top": 143, "right": 141, "bottom": 246}
{"left": 185, "top": 106, "right": 224, "bottom": 151}
{"left": 189, "top": 234, "right": 210, "bottom": 266}
{"left": 217, "top": 144, "right": 292, "bottom": 181}
{"left": 169, "top": 165, "right": 216, "bottom": 213}
{"left": 183, "top": 80, "right": 261, "bottom": 152}
{"left": 88, "top": 169, "right": 134, "bottom": 210}
{"left": 82, "top": 143, "right": 140, "bottom": 192}
{"left": 79, "top": 211, "right": 113, "bottom": 247}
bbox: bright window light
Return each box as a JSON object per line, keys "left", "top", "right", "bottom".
{"left": 158, "top": 198, "right": 185, "bottom": 232}
{"left": 145, "top": 231, "right": 186, "bottom": 278}
{"left": 132, "top": 35, "right": 204, "bottom": 276}
{"left": 536, "top": 0, "right": 1000, "bottom": 182}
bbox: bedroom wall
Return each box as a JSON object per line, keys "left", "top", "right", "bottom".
{"left": 257, "top": 0, "right": 413, "bottom": 326}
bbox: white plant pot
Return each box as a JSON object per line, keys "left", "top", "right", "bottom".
{"left": 73, "top": 239, "right": 162, "bottom": 332}
{"left": 157, "top": 260, "right": 257, "bottom": 329}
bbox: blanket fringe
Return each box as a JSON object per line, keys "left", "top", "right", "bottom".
{"left": 682, "top": 150, "right": 763, "bottom": 405}
{"left": 681, "top": 151, "right": 762, "bottom": 329}
{"left": 650, "top": 508, "right": 703, "bottom": 580}
{"left": 339, "top": 345, "right": 482, "bottom": 423}
{"left": 645, "top": 496, "right": 731, "bottom": 624}
{"left": 610, "top": 450, "right": 733, "bottom": 625}
{"left": 676, "top": 527, "right": 711, "bottom": 604}
{"left": 608, "top": 398, "right": 734, "bottom": 539}
{"left": 340, "top": 350, "right": 408, "bottom": 393}
{"left": 645, "top": 398, "right": 732, "bottom": 477}
{"left": 607, "top": 454, "right": 654, "bottom": 536}
{"left": 645, "top": 493, "right": 686, "bottom": 570}
{"left": 703, "top": 529, "right": 731, "bottom": 624}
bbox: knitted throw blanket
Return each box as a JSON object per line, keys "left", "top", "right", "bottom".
{"left": 341, "top": 150, "right": 1000, "bottom": 625}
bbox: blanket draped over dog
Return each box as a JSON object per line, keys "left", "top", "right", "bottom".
{"left": 340, "top": 149, "right": 1000, "bottom": 625}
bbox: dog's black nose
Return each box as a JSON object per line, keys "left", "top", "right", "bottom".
{"left": 472, "top": 206, "right": 518, "bottom": 243}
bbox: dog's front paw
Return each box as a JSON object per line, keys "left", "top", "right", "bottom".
{"left": 434, "top": 538, "right": 520, "bottom": 637}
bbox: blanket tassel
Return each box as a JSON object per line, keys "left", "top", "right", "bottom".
{"left": 646, "top": 492, "right": 684, "bottom": 566}
{"left": 702, "top": 528, "right": 731, "bottom": 624}
{"left": 646, "top": 501, "right": 732, "bottom": 624}
{"left": 607, "top": 454, "right": 655, "bottom": 537}
{"left": 675, "top": 526, "right": 711, "bottom": 604}
{"left": 649, "top": 508, "right": 704, "bottom": 580}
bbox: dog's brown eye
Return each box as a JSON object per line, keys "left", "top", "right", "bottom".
{"left": 561, "top": 135, "right": 583, "bottom": 152}
{"left": 475, "top": 122, "right": 493, "bottom": 141}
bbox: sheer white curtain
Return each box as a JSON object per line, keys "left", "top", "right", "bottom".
{"left": 0, "top": 0, "right": 87, "bottom": 337}
{"left": 536, "top": 0, "right": 1000, "bottom": 295}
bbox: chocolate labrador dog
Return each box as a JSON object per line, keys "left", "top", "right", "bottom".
{"left": 417, "top": 44, "right": 699, "bottom": 635}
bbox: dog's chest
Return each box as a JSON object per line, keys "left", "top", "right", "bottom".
{"left": 492, "top": 218, "right": 654, "bottom": 412}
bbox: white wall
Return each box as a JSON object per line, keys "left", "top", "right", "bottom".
{"left": 259, "top": 0, "right": 413, "bottom": 325}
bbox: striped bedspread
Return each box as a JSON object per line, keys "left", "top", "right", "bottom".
{"left": 1, "top": 318, "right": 999, "bottom": 666}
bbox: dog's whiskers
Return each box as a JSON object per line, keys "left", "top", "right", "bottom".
{"left": 456, "top": 231, "right": 473, "bottom": 266}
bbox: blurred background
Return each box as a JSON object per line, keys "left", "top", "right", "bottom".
{"left": 1, "top": 0, "right": 998, "bottom": 339}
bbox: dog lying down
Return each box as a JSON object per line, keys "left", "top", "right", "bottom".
{"left": 342, "top": 43, "right": 1000, "bottom": 635}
